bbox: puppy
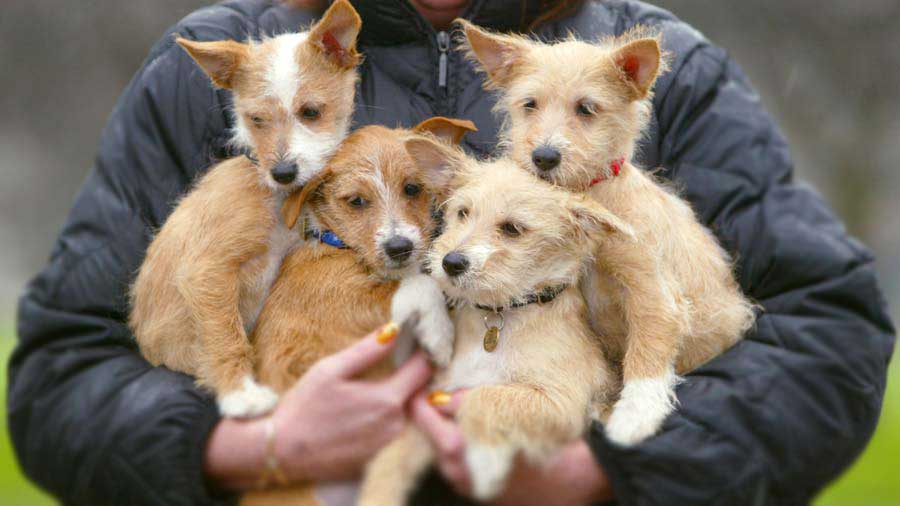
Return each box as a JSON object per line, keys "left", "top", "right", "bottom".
{"left": 239, "top": 117, "right": 476, "bottom": 506}
{"left": 359, "top": 141, "right": 626, "bottom": 505}
{"left": 461, "top": 21, "right": 757, "bottom": 445}
{"left": 129, "top": 0, "right": 362, "bottom": 418}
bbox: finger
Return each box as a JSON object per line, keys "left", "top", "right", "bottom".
{"left": 411, "top": 393, "right": 465, "bottom": 458}
{"left": 426, "top": 389, "right": 466, "bottom": 417}
{"left": 382, "top": 351, "right": 433, "bottom": 399}
{"left": 323, "top": 322, "right": 399, "bottom": 378}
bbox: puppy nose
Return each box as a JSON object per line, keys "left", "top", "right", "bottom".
{"left": 532, "top": 146, "right": 561, "bottom": 172}
{"left": 271, "top": 161, "right": 298, "bottom": 184}
{"left": 384, "top": 236, "right": 414, "bottom": 262}
{"left": 442, "top": 251, "right": 470, "bottom": 277}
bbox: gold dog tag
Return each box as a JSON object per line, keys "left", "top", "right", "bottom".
{"left": 483, "top": 326, "right": 500, "bottom": 352}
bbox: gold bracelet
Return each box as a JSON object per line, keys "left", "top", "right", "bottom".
{"left": 257, "top": 418, "right": 288, "bottom": 489}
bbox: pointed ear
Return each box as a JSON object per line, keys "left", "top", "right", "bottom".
{"left": 568, "top": 198, "right": 635, "bottom": 243}
{"left": 176, "top": 38, "right": 249, "bottom": 89}
{"left": 405, "top": 136, "right": 464, "bottom": 194}
{"left": 413, "top": 117, "right": 478, "bottom": 145}
{"left": 281, "top": 170, "right": 330, "bottom": 229}
{"left": 307, "top": 0, "right": 362, "bottom": 69}
{"left": 457, "top": 18, "right": 529, "bottom": 88}
{"left": 611, "top": 38, "right": 661, "bottom": 100}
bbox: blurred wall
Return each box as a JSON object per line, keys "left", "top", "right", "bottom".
{"left": 1, "top": 0, "right": 898, "bottom": 324}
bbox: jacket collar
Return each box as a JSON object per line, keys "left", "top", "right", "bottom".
{"left": 346, "top": 0, "right": 546, "bottom": 45}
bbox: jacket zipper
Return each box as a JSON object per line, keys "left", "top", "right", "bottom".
{"left": 437, "top": 30, "right": 450, "bottom": 88}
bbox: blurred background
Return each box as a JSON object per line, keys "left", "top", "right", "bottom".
{"left": 0, "top": 0, "right": 896, "bottom": 504}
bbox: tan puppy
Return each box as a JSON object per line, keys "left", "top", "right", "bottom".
{"left": 359, "top": 143, "right": 627, "bottom": 504}
{"left": 461, "top": 21, "right": 756, "bottom": 445}
{"left": 129, "top": 0, "right": 362, "bottom": 418}
{"left": 240, "top": 118, "right": 475, "bottom": 506}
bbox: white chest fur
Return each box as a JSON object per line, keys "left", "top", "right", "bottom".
{"left": 241, "top": 207, "right": 299, "bottom": 334}
{"left": 438, "top": 307, "right": 512, "bottom": 391}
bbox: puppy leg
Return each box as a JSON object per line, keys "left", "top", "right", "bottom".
{"left": 390, "top": 273, "right": 454, "bottom": 366}
{"left": 604, "top": 273, "right": 684, "bottom": 446}
{"left": 359, "top": 427, "right": 434, "bottom": 506}
{"left": 178, "top": 261, "right": 278, "bottom": 418}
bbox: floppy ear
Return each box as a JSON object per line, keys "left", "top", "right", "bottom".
{"left": 281, "top": 170, "right": 330, "bottom": 229}
{"left": 307, "top": 0, "right": 363, "bottom": 69}
{"left": 567, "top": 197, "right": 635, "bottom": 243}
{"left": 413, "top": 117, "right": 478, "bottom": 145}
{"left": 405, "top": 136, "right": 465, "bottom": 195}
{"left": 610, "top": 38, "right": 661, "bottom": 100}
{"left": 176, "top": 38, "right": 249, "bottom": 89}
{"left": 457, "top": 18, "right": 529, "bottom": 88}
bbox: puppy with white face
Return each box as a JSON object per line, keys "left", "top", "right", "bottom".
{"left": 359, "top": 139, "right": 625, "bottom": 505}
{"left": 461, "top": 20, "right": 756, "bottom": 446}
{"left": 130, "top": 0, "right": 364, "bottom": 419}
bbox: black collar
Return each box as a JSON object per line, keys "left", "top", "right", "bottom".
{"left": 344, "top": 0, "right": 547, "bottom": 45}
{"left": 474, "top": 284, "right": 569, "bottom": 313}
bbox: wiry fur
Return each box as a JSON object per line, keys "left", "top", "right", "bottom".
{"left": 240, "top": 119, "right": 474, "bottom": 506}
{"left": 461, "top": 20, "right": 756, "bottom": 445}
{"left": 359, "top": 151, "right": 622, "bottom": 505}
{"left": 129, "top": 0, "right": 363, "bottom": 418}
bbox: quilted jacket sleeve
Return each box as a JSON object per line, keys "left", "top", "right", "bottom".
{"left": 587, "top": 17, "right": 896, "bottom": 506}
{"left": 7, "top": 8, "right": 242, "bottom": 506}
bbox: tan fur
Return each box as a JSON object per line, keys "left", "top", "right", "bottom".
{"left": 241, "top": 119, "right": 475, "bottom": 506}
{"left": 461, "top": 21, "right": 756, "bottom": 444}
{"left": 129, "top": 0, "right": 363, "bottom": 416}
{"left": 359, "top": 152, "right": 620, "bottom": 504}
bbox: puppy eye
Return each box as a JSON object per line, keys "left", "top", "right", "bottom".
{"left": 500, "top": 221, "right": 523, "bottom": 237}
{"left": 300, "top": 106, "right": 321, "bottom": 121}
{"left": 403, "top": 183, "right": 422, "bottom": 197}
{"left": 576, "top": 102, "right": 596, "bottom": 117}
{"left": 457, "top": 207, "right": 469, "bottom": 220}
{"left": 250, "top": 115, "right": 266, "bottom": 127}
{"left": 348, "top": 196, "right": 369, "bottom": 208}
{"left": 523, "top": 99, "right": 537, "bottom": 111}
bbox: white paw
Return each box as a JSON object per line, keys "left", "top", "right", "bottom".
{"left": 218, "top": 376, "right": 279, "bottom": 418}
{"left": 465, "top": 444, "right": 515, "bottom": 501}
{"left": 604, "top": 372, "right": 679, "bottom": 446}
{"left": 391, "top": 274, "right": 454, "bottom": 366}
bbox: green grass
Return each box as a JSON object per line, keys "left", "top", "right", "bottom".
{"left": 0, "top": 327, "right": 896, "bottom": 505}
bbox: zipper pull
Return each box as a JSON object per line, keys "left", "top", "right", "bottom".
{"left": 437, "top": 31, "right": 450, "bottom": 88}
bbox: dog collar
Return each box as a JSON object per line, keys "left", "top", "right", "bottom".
{"left": 474, "top": 284, "right": 569, "bottom": 353}
{"left": 588, "top": 158, "right": 626, "bottom": 187}
{"left": 306, "top": 228, "right": 349, "bottom": 249}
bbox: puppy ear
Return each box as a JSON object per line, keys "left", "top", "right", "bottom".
{"left": 567, "top": 197, "right": 635, "bottom": 243}
{"left": 413, "top": 117, "right": 478, "bottom": 145}
{"left": 405, "top": 136, "right": 465, "bottom": 194}
{"left": 176, "top": 38, "right": 249, "bottom": 89}
{"left": 610, "top": 38, "right": 661, "bottom": 100}
{"left": 457, "top": 19, "right": 529, "bottom": 88}
{"left": 281, "top": 170, "right": 330, "bottom": 229}
{"left": 307, "top": 0, "right": 362, "bottom": 69}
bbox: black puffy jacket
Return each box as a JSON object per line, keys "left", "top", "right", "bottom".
{"left": 9, "top": 1, "right": 895, "bottom": 505}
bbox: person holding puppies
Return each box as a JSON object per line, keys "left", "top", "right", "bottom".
{"left": 9, "top": 1, "right": 893, "bottom": 506}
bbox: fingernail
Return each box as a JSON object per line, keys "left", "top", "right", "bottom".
{"left": 428, "top": 390, "right": 451, "bottom": 406}
{"left": 376, "top": 322, "right": 400, "bottom": 344}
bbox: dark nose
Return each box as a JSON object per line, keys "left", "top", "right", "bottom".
{"left": 384, "top": 236, "right": 414, "bottom": 262}
{"left": 271, "top": 161, "right": 298, "bottom": 184}
{"left": 442, "top": 251, "right": 470, "bottom": 277}
{"left": 531, "top": 146, "right": 561, "bottom": 172}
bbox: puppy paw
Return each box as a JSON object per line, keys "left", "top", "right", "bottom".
{"left": 465, "top": 444, "right": 515, "bottom": 501}
{"left": 218, "top": 377, "right": 279, "bottom": 418}
{"left": 391, "top": 274, "right": 454, "bottom": 366}
{"left": 604, "top": 373, "right": 678, "bottom": 446}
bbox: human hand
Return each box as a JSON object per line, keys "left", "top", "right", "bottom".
{"left": 411, "top": 391, "right": 614, "bottom": 505}
{"left": 204, "top": 322, "right": 433, "bottom": 490}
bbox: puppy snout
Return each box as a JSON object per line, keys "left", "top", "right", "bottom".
{"left": 442, "top": 251, "right": 470, "bottom": 277}
{"left": 531, "top": 146, "right": 561, "bottom": 172}
{"left": 270, "top": 161, "right": 298, "bottom": 184}
{"left": 384, "top": 236, "right": 414, "bottom": 262}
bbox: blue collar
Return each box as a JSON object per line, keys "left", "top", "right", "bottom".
{"left": 308, "top": 229, "right": 349, "bottom": 249}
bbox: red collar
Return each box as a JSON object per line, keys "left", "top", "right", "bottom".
{"left": 588, "top": 158, "right": 625, "bottom": 187}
